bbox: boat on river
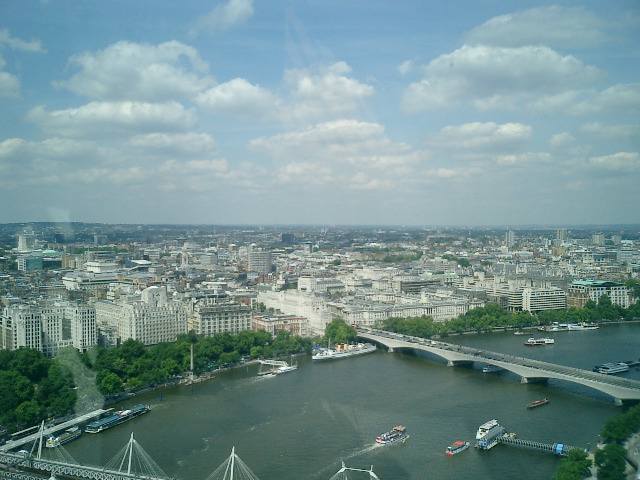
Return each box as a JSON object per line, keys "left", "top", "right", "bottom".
{"left": 445, "top": 440, "right": 470, "bottom": 456}
{"left": 85, "top": 404, "right": 150, "bottom": 433}
{"left": 312, "top": 342, "right": 376, "bottom": 361}
{"left": 482, "top": 365, "right": 502, "bottom": 373}
{"left": 524, "top": 337, "right": 554, "bottom": 346}
{"left": 476, "top": 419, "right": 501, "bottom": 440}
{"left": 45, "top": 426, "right": 81, "bottom": 448}
{"left": 376, "top": 425, "right": 408, "bottom": 445}
{"left": 526, "top": 398, "right": 549, "bottom": 409}
{"left": 593, "top": 362, "right": 629, "bottom": 374}
{"left": 567, "top": 322, "right": 599, "bottom": 331}
{"left": 273, "top": 364, "right": 298, "bottom": 374}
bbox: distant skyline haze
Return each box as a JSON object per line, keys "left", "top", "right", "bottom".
{"left": 0, "top": 1, "right": 638, "bottom": 226}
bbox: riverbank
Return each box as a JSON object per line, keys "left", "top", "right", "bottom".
{"left": 434, "top": 317, "right": 640, "bottom": 339}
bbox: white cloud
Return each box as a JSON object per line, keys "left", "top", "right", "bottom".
{"left": 284, "top": 62, "right": 375, "bottom": 121}
{"left": 427, "top": 122, "right": 533, "bottom": 153}
{"left": 570, "top": 83, "right": 640, "bottom": 115}
{"left": 588, "top": 152, "right": 639, "bottom": 174}
{"left": 0, "top": 69, "right": 20, "bottom": 98}
{"left": 26, "top": 101, "right": 198, "bottom": 139}
{"left": 197, "top": 62, "right": 374, "bottom": 123}
{"left": 0, "top": 28, "right": 46, "bottom": 52}
{"left": 249, "top": 119, "right": 421, "bottom": 192}
{"left": 0, "top": 137, "right": 116, "bottom": 188}
{"left": 196, "top": 78, "right": 280, "bottom": 119}
{"left": 275, "top": 162, "right": 334, "bottom": 186}
{"left": 127, "top": 133, "right": 217, "bottom": 158}
{"left": 465, "top": 6, "right": 607, "bottom": 49}
{"left": 402, "top": 45, "right": 604, "bottom": 112}
{"left": 250, "top": 119, "right": 391, "bottom": 160}
{"left": 191, "top": 0, "right": 254, "bottom": 35}
{"left": 0, "top": 29, "right": 46, "bottom": 98}
{"left": 579, "top": 122, "right": 640, "bottom": 139}
{"left": 55, "top": 41, "right": 212, "bottom": 102}
{"left": 548, "top": 132, "right": 575, "bottom": 149}
{"left": 397, "top": 60, "right": 414, "bottom": 75}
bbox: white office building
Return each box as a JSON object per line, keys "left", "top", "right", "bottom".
{"left": 191, "top": 298, "right": 252, "bottom": 336}
{"left": 522, "top": 287, "right": 566, "bottom": 313}
{"left": 257, "top": 290, "right": 333, "bottom": 336}
{"left": 95, "top": 286, "right": 188, "bottom": 346}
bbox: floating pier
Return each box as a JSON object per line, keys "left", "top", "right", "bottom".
{"left": 475, "top": 421, "right": 579, "bottom": 456}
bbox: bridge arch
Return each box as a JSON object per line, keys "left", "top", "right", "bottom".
{"left": 357, "top": 330, "right": 640, "bottom": 406}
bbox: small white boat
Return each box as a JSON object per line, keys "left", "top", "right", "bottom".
{"left": 445, "top": 440, "right": 470, "bottom": 456}
{"left": 482, "top": 365, "right": 502, "bottom": 373}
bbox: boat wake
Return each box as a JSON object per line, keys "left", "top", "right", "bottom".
{"left": 343, "top": 443, "right": 382, "bottom": 459}
{"left": 307, "top": 444, "right": 381, "bottom": 480}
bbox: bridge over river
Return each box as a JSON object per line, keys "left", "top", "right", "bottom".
{"left": 0, "top": 431, "right": 381, "bottom": 480}
{"left": 357, "top": 329, "right": 640, "bottom": 405}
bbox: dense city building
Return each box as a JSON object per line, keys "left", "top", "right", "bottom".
{"left": 0, "top": 223, "right": 638, "bottom": 358}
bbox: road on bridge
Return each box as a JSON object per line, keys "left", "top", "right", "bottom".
{"left": 357, "top": 329, "right": 640, "bottom": 404}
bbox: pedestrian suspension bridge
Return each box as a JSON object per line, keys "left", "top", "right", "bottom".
{"left": 0, "top": 427, "right": 383, "bottom": 480}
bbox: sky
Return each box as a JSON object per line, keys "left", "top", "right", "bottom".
{"left": 0, "top": 1, "right": 639, "bottom": 227}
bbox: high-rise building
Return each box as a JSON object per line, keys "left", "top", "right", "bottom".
{"left": 249, "top": 248, "right": 272, "bottom": 273}
{"left": 505, "top": 231, "right": 515, "bottom": 249}
{"left": 592, "top": 232, "right": 605, "bottom": 246}
{"left": 1, "top": 304, "right": 42, "bottom": 352}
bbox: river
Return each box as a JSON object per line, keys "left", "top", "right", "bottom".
{"left": 62, "top": 322, "right": 640, "bottom": 480}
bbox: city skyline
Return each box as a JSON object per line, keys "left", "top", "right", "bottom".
{"left": 1, "top": 1, "right": 639, "bottom": 226}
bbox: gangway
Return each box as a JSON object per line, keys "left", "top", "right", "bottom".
{"left": 256, "top": 359, "right": 288, "bottom": 375}
{"left": 475, "top": 420, "right": 580, "bottom": 456}
{"left": 497, "top": 435, "right": 577, "bottom": 456}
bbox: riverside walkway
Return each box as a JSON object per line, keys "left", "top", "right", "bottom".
{"left": 357, "top": 329, "right": 640, "bottom": 405}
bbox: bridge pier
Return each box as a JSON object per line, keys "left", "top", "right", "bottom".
{"left": 447, "top": 360, "right": 474, "bottom": 367}
{"left": 357, "top": 331, "right": 640, "bottom": 404}
{"left": 520, "top": 377, "right": 548, "bottom": 384}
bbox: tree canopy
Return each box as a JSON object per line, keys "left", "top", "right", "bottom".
{"left": 0, "top": 348, "right": 76, "bottom": 433}
{"left": 323, "top": 318, "right": 358, "bottom": 345}
{"left": 83, "top": 329, "right": 312, "bottom": 395}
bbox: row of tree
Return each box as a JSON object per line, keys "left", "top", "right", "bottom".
{"left": 0, "top": 349, "right": 76, "bottom": 433}
{"left": 381, "top": 295, "right": 640, "bottom": 337}
{"left": 84, "top": 329, "right": 314, "bottom": 396}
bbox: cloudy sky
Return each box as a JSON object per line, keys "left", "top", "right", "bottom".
{"left": 1, "top": 1, "right": 639, "bottom": 226}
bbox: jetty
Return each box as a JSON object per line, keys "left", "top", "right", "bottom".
{"left": 475, "top": 420, "right": 579, "bottom": 456}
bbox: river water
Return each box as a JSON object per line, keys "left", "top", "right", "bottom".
{"left": 62, "top": 323, "right": 640, "bottom": 480}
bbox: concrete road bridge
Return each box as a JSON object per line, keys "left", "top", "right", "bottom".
{"left": 357, "top": 329, "right": 640, "bottom": 405}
